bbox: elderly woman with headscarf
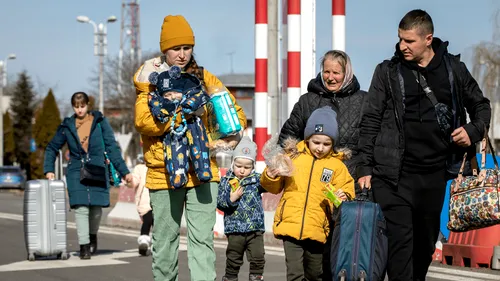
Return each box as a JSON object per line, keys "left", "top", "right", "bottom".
{"left": 279, "top": 50, "right": 366, "bottom": 180}
{"left": 278, "top": 49, "right": 367, "bottom": 281}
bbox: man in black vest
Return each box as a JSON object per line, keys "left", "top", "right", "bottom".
{"left": 357, "top": 9, "right": 491, "bottom": 281}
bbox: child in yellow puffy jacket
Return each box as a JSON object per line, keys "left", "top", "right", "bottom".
{"left": 260, "top": 106, "right": 355, "bottom": 281}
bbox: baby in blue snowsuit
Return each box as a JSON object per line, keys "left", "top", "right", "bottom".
{"left": 148, "top": 66, "right": 212, "bottom": 188}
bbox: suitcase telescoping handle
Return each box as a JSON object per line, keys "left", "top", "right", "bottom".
{"left": 52, "top": 191, "right": 57, "bottom": 230}
{"left": 54, "top": 150, "right": 63, "bottom": 180}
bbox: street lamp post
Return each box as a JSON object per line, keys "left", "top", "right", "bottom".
{"left": 77, "top": 15, "right": 117, "bottom": 114}
{"left": 0, "top": 53, "right": 16, "bottom": 167}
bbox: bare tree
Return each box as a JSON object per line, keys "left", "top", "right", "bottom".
{"left": 471, "top": 12, "right": 500, "bottom": 150}
{"left": 88, "top": 50, "right": 161, "bottom": 162}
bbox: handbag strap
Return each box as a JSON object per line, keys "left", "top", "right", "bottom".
{"left": 470, "top": 153, "right": 479, "bottom": 175}
{"left": 455, "top": 128, "right": 499, "bottom": 179}
{"left": 473, "top": 130, "right": 497, "bottom": 186}
{"left": 456, "top": 152, "right": 476, "bottom": 185}
{"left": 482, "top": 131, "right": 499, "bottom": 170}
{"left": 97, "top": 123, "right": 110, "bottom": 161}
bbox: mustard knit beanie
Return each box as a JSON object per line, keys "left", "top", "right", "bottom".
{"left": 159, "top": 15, "right": 195, "bottom": 53}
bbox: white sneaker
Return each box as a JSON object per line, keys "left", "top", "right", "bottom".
{"left": 137, "top": 235, "right": 151, "bottom": 256}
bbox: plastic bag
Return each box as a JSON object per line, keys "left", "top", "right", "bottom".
{"left": 262, "top": 135, "right": 294, "bottom": 176}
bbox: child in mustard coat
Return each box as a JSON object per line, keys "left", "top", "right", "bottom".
{"left": 260, "top": 106, "right": 355, "bottom": 281}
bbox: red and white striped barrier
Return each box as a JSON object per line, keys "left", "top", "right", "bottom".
{"left": 281, "top": 0, "right": 289, "bottom": 126}
{"left": 286, "top": 0, "right": 301, "bottom": 118}
{"left": 254, "top": 0, "right": 269, "bottom": 172}
{"left": 300, "top": 0, "right": 316, "bottom": 95}
{"left": 281, "top": 0, "right": 346, "bottom": 117}
{"left": 433, "top": 240, "right": 443, "bottom": 262}
{"left": 332, "top": 0, "right": 346, "bottom": 51}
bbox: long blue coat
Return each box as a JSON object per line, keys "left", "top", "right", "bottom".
{"left": 43, "top": 111, "right": 130, "bottom": 208}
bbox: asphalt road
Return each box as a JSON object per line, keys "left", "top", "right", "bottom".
{"left": 0, "top": 190, "right": 499, "bottom": 281}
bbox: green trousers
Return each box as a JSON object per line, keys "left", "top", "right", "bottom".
{"left": 150, "top": 182, "right": 218, "bottom": 281}
{"left": 74, "top": 206, "right": 102, "bottom": 245}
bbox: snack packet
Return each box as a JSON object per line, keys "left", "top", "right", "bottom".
{"left": 229, "top": 178, "right": 240, "bottom": 192}
{"left": 324, "top": 182, "right": 342, "bottom": 208}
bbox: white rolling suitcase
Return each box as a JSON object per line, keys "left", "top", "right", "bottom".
{"left": 23, "top": 179, "right": 68, "bottom": 261}
{"left": 23, "top": 151, "right": 68, "bottom": 261}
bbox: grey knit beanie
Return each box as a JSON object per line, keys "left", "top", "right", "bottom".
{"left": 232, "top": 136, "right": 257, "bottom": 162}
{"left": 304, "top": 106, "right": 339, "bottom": 144}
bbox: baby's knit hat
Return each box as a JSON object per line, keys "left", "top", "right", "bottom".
{"left": 149, "top": 66, "right": 201, "bottom": 95}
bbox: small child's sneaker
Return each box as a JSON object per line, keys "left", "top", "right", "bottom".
{"left": 249, "top": 274, "right": 264, "bottom": 281}
{"left": 137, "top": 235, "right": 151, "bottom": 256}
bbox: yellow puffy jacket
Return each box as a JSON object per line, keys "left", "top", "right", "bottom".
{"left": 134, "top": 56, "right": 247, "bottom": 190}
{"left": 260, "top": 141, "right": 355, "bottom": 244}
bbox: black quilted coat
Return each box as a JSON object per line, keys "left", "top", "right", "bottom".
{"left": 278, "top": 74, "right": 367, "bottom": 179}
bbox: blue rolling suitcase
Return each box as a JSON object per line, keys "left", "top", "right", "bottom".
{"left": 330, "top": 190, "right": 388, "bottom": 281}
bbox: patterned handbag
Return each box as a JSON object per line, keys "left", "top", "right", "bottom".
{"left": 447, "top": 135, "right": 500, "bottom": 232}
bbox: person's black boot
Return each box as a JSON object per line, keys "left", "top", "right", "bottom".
{"left": 79, "top": 244, "right": 91, "bottom": 260}
{"left": 89, "top": 234, "right": 98, "bottom": 255}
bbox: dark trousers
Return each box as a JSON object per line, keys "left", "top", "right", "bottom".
{"left": 283, "top": 237, "right": 323, "bottom": 281}
{"left": 372, "top": 168, "right": 447, "bottom": 281}
{"left": 322, "top": 231, "right": 333, "bottom": 281}
{"left": 225, "top": 231, "right": 265, "bottom": 279}
{"left": 140, "top": 210, "right": 154, "bottom": 236}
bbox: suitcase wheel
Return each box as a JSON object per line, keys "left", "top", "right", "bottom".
{"left": 359, "top": 270, "right": 366, "bottom": 281}
{"left": 28, "top": 253, "right": 35, "bottom": 262}
{"left": 338, "top": 269, "right": 347, "bottom": 281}
{"left": 57, "top": 252, "right": 68, "bottom": 260}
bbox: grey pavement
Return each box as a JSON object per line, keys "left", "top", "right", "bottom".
{"left": 0, "top": 189, "right": 499, "bottom": 281}
{"left": 0, "top": 189, "right": 285, "bottom": 281}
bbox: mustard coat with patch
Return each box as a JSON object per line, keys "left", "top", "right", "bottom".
{"left": 260, "top": 141, "right": 355, "bottom": 244}
{"left": 134, "top": 56, "right": 247, "bottom": 189}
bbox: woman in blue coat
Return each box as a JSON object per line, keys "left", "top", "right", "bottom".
{"left": 44, "top": 92, "right": 132, "bottom": 259}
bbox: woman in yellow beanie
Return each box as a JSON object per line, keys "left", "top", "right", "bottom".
{"left": 133, "top": 15, "right": 247, "bottom": 281}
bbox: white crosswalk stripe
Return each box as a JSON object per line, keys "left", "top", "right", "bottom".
{"left": 1, "top": 212, "right": 499, "bottom": 280}
{"left": 427, "top": 265, "right": 500, "bottom": 281}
